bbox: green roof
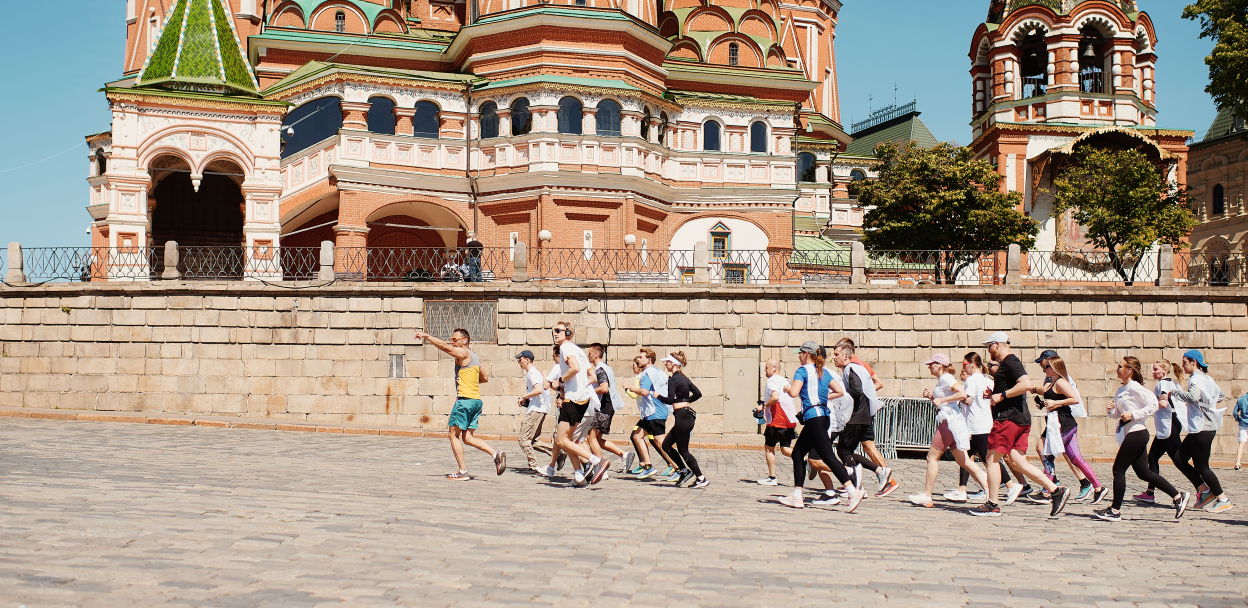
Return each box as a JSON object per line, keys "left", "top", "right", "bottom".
{"left": 264, "top": 61, "right": 477, "bottom": 96}
{"left": 845, "top": 111, "right": 938, "bottom": 156}
{"left": 666, "top": 89, "right": 792, "bottom": 108}
{"left": 137, "top": 0, "right": 259, "bottom": 96}
{"left": 1203, "top": 107, "right": 1247, "bottom": 142}
{"left": 792, "top": 236, "right": 850, "bottom": 268}
{"left": 250, "top": 28, "right": 447, "bottom": 53}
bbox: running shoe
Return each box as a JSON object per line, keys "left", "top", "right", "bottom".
{"left": 1236, "top": 464, "right": 1242, "bottom": 471}
{"left": 494, "top": 452, "right": 507, "bottom": 476}
{"left": 636, "top": 465, "right": 656, "bottom": 479}
{"left": 876, "top": 466, "right": 893, "bottom": 490}
{"left": 1075, "top": 485, "right": 1092, "bottom": 501}
{"left": 446, "top": 470, "right": 471, "bottom": 481}
{"left": 590, "top": 459, "right": 612, "bottom": 485}
{"left": 573, "top": 471, "right": 587, "bottom": 486}
{"left": 1174, "top": 491, "right": 1190, "bottom": 519}
{"left": 1003, "top": 483, "right": 1025, "bottom": 506}
{"left": 691, "top": 477, "right": 710, "bottom": 489}
{"left": 1049, "top": 486, "right": 1070, "bottom": 516}
{"left": 943, "top": 489, "right": 969, "bottom": 503}
{"left": 1091, "top": 487, "right": 1109, "bottom": 505}
{"left": 907, "top": 493, "right": 935, "bottom": 508}
{"left": 622, "top": 452, "right": 637, "bottom": 474}
{"left": 626, "top": 464, "right": 643, "bottom": 475}
{"left": 778, "top": 494, "right": 805, "bottom": 509}
{"left": 854, "top": 464, "right": 864, "bottom": 489}
{"left": 539, "top": 465, "right": 554, "bottom": 477}
{"left": 811, "top": 493, "right": 841, "bottom": 506}
{"left": 1093, "top": 507, "right": 1121, "bottom": 521}
{"left": 968, "top": 502, "right": 1001, "bottom": 517}
{"left": 966, "top": 490, "right": 987, "bottom": 501}
{"left": 1195, "top": 490, "right": 1217, "bottom": 510}
{"left": 1027, "top": 489, "right": 1052, "bottom": 504}
{"left": 556, "top": 453, "right": 568, "bottom": 471}
{"left": 757, "top": 476, "right": 779, "bottom": 486}
{"left": 844, "top": 487, "right": 866, "bottom": 513}
{"left": 674, "top": 469, "right": 695, "bottom": 487}
{"left": 874, "top": 478, "right": 900, "bottom": 498}
{"left": 662, "top": 471, "right": 682, "bottom": 483}
{"left": 1133, "top": 491, "right": 1155, "bottom": 503}
{"left": 660, "top": 466, "right": 676, "bottom": 477}
{"left": 1206, "top": 498, "right": 1234, "bottom": 514}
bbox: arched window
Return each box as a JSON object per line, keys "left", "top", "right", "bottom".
{"left": 1079, "top": 25, "right": 1107, "bottom": 94}
{"left": 95, "top": 150, "right": 107, "bottom": 176}
{"left": 596, "top": 99, "right": 622, "bottom": 136}
{"left": 334, "top": 10, "right": 346, "bottom": 32}
{"left": 641, "top": 106, "right": 652, "bottom": 141}
{"left": 703, "top": 120, "right": 721, "bottom": 151}
{"left": 413, "top": 101, "right": 440, "bottom": 138}
{"left": 749, "top": 121, "right": 767, "bottom": 153}
{"left": 658, "top": 112, "right": 669, "bottom": 146}
{"left": 510, "top": 97, "right": 531, "bottom": 136}
{"left": 797, "top": 152, "right": 816, "bottom": 183}
{"left": 850, "top": 169, "right": 867, "bottom": 181}
{"left": 558, "top": 97, "right": 583, "bottom": 135}
{"left": 1018, "top": 28, "right": 1047, "bottom": 98}
{"left": 1213, "top": 183, "right": 1225, "bottom": 216}
{"left": 281, "top": 97, "right": 342, "bottom": 159}
{"left": 366, "top": 96, "right": 396, "bottom": 135}
{"left": 479, "top": 101, "right": 499, "bottom": 139}
{"left": 728, "top": 42, "right": 740, "bottom": 66}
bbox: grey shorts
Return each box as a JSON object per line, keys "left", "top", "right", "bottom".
{"left": 591, "top": 411, "right": 614, "bottom": 434}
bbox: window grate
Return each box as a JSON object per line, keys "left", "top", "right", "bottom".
{"left": 424, "top": 300, "right": 498, "bottom": 344}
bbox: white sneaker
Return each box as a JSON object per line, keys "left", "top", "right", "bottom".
{"left": 944, "top": 489, "right": 969, "bottom": 502}
{"left": 908, "top": 493, "right": 935, "bottom": 507}
{"left": 844, "top": 488, "right": 866, "bottom": 513}
{"left": 757, "top": 476, "right": 779, "bottom": 486}
{"left": 854, "top": 464, "right": 864, "bottom": 489}
{"left": 1004, "top": 483, "right": 1025, "bottom": 505}
{"left": 778, "top": 494, "right": 805, "bottom": 509}
{"left": 811, "top": 493, "right": 842, "bottom": 506}
{"left": 622, "top": 451, "right": 636, "bottom": 473}
{"left": 542, "top": 465, "right": 556, "bottom": 478}
{"left": 876, "top": 466, "right": 893, "bottom": 490}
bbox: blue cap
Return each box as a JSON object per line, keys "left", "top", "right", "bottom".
{"left": 1034, "top": 349, "right": 1059, "bottom": 364}
{"left": 515, "top": 349, "right": 536, "bottom": 361}
{"left": 1182, "top": 349, "right": 1208, "bottom": 371}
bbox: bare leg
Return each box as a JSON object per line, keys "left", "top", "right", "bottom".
{"left": 591, "top": 429, "right": 625, "bottom": 458}
{"left": 764, "top": 446, "right": 777, "bottom": 478}
{"left": 954, "top": 449, "right": 988, "bottom": 491}
{"left": 923, "top": 447, "right": 942, "bottom": 496}
{"left": 1008, "top": 449, "right": 1058, "bottom": 492}
{"left": 986, "top": 451, "right": 1004, "bottom": 504}
{"left": 461, "top": 429, "right": 495, "bottom": 458}
{"left": 449, "top": 427, "right": 468, "bottom": 471}
{"left": 556, "top": 421, "right": 593, "bottom": 467}
{"left": 863, "top": 440, "right": 888, "bottom": 468}
{"left": 630, "top": 429, "right": 651, "bottom": 466}
{"left": 650, "top": 434, "right": 677, "bottom": 468}
{"left": 1235, "top": 442, "right": 1245, "bottom": 469}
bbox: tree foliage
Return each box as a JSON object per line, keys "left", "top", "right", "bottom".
{"left": 1183, "top": 0, "right": 1248, "bottom": 118}
{"left": 1052, "top": 147, "right": 1196, "bottom": 282}
{"left": 852, "top": 142, "right": 1037, "bottom": 283}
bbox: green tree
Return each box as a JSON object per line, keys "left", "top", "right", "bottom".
{"left": 1184, "top": 0, "right": 1248, "bottom": 117}
{"left": 1052, "top": 148, "right": 1196, "bottom": 283}
{"left": 852, "top": 142, "right": 1038, "bottom": 283}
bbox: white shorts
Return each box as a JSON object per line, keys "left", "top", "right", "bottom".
{"left": 1238, "top": 427, "right": 1248, "bottom": 443}
{"left": 573, "top": 413, "right": 594, "bottom": 443}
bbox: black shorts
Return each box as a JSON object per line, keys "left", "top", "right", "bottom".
{"left": 764, "top": 426, "right": 797, "bottom": 448}
{"left": 862, "top": 418, "right": 875, "bottom": 442}
{"left": 634, "top": 418, "right": 666, "bottom": 437}
{"left": 839, "top": 423, "right": 871, "bottom": 451}
{"left": 558, "top": 400, "right": 590, "bottom": 425}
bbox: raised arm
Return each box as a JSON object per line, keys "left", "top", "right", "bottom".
{"left": 413, "top": 330, "right": 467, "bottom": 361}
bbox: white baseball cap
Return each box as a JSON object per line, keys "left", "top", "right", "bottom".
{"left": 661, "top": 355, "right": 682, "bottom": 367}
{"left": 981, "top": 331, "right": 1009, "bottom": 345}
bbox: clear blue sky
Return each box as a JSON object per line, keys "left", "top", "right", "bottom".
{"left": 0, "top": 1, "right": 1218, "bottom": 248}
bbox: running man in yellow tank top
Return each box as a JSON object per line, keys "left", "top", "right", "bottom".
{"left": 413, "top": 328, "right": 507, "bottom": 480}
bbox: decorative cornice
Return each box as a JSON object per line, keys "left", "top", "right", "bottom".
{"left": 106, "top": 90, "right": 286, "bottom": 113}
{"left": 264, "top": 72, "right": 471, "bottom": 102}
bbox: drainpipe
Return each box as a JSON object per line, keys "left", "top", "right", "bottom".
{"left": 465, "top": 81, "right": 479, "bottom": 237}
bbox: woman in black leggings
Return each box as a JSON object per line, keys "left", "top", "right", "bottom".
{"left": 1093, "top": 356, "right": 1188, "bottom": 522}
{"left": 1170, "top": 350, "right": 1232, "bottom": 513}
{"left": 1138, "top": 359, "right": 1184, "bottom": 503}
{"left": 657, "top": 351, "right": 707, "bottom": 488}
{"left": 778, "top": 342, "right": 865, "bottom": 512}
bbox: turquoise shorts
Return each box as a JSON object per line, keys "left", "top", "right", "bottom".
{"left": 449, "top": 398, "right": 483, "bottom": 430}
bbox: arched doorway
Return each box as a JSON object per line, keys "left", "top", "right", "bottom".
{"left": 362, "top": 202, "right": 468, "bottom": 281}
{"left": 149, "top": 155, "right": 245, "bottom": 277}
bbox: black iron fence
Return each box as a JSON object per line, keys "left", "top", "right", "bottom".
{"left": 6, "top": 244, "right": 1243, "bottom": 287}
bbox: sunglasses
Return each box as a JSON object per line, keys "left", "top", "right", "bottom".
{"left": 552, "top": 328, "right": 570, "bottom": 336}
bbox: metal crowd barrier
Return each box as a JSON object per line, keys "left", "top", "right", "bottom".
{"left": 869, "top": 397, "right": 937, "bottom": 460}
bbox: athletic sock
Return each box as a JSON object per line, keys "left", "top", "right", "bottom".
{"left": 1080, "top": 478, "right": 1092, "bottom": 489}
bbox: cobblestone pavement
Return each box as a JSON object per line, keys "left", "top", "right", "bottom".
{"left": 2, "top": 418, "right": 1246, "bottom": 607}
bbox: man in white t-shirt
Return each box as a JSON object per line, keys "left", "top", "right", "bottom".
{"left": 550, "top": 321, "right": 610, "bottom": 486}
{"left": 515, "top": 350, "right": 554, "bottom": 471}
{"left": 756, "top": 359, "right": 798, "bottom": 485}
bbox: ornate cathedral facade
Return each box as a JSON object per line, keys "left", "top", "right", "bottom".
{"left": 86, "top": 0, "right": 860, "bottom": 273}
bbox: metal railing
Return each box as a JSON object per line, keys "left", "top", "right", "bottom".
{"left": 335, "top": 247, "right": 512, "bottom": 282}
{"left": 530, "top": 248, "right": 692, "bottom": 283}
{"left": 871, "top": 397, "right": 938, "bottom": 459}
{"left": 865, "top": 250, "right": 1003, "bottom": 285}
{"left": 23, "top": 247, "right": 160, "bottom": 282}
{"left": 1023, "top": 250, "right": 1160, "bottom": 285}
{"left": 1175, "top": 251, "right": 1248, "bottom": 287}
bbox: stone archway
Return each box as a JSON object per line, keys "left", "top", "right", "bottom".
{"left": 149, "top": 154, "right": 246, "bottom": 277}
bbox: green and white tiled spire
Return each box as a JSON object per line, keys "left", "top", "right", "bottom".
{"left": 136, "top": 0, "right": 260, "bottom": 96}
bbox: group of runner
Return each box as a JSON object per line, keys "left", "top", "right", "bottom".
{"left": 413, "top": 325, "right": 1236, "bottom": 518}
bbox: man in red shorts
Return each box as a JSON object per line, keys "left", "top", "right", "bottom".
{"left": 970, "top": 332, "right": 1069, "bottom": 518}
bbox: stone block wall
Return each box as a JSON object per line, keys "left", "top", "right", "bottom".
{"left": 1, "top": 282, "right": 1245, "bottom": 457}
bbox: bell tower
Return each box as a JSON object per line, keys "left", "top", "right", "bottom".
{"left": 967, "top": 0, "right": 1191, "bottom": 252}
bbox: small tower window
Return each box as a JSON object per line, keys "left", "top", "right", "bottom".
{"left": 1018, "top": 28, "right": 1047, "bottom": 99}
{"left": 595, "top": 100, "right": 622, "bottom": 136}
{"left": 709, "top": 222, "right": 731, "bottom": 260}
{"left": 558, "top": 97, "right": 583, "bottom": 135}
{"left": 479, "top": 102, "right": 499, "bottom": 139}
{"left": 850, "top": 169, "right": 866, "bottom": 181}
{"left": 749, "top": 121, "right": 767, "bottom": 153}
{"left": 703, "top": 121, "right": 721, "bottom": 151}
{"left": 1079, "top": 26, "right": 1107, "bottom": 94}
{"left": 728, "top": 43, "right": 740, "bottom": 66}
{"left": 1212, "top": 184, "right": 1225, "bottom": 216}
{"left": 797, "top": 152, "right": 816, "bottom": 183}
{"left": 95, "top": 150, "right": 108, "bottom": 176}
{"left": 658, "top": 112, "right": 669, "bottom": 146}
{"left": 641, "top": 106, "right": 652, "bottom": 141}
{"left": 510, "top": 98, "right": 532, "bottom": 136}
{"left": 334, "top": 10, "right": 346, "bottom": 32}
{"left": 413, "top": 101, "right": 440, "bottom": 139}
{"left": 366, "top": 96, "right": 396, "bottom": 135}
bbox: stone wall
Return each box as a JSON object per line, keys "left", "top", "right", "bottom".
{"left": 1, "top": 282, "right": 1245, "bottom": 457}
